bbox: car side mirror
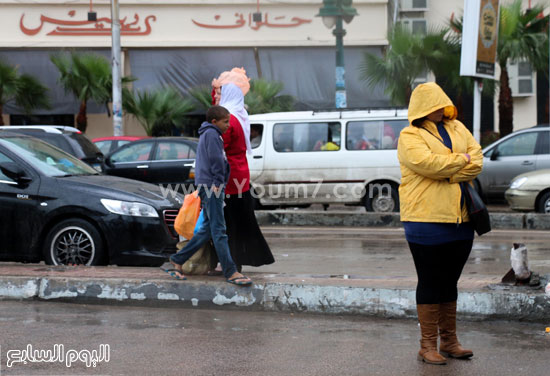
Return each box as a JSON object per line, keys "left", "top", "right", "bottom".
{"left": 0, "top": 162, "right": 32, "bottom": 185}
{"left": 104, "top": 156, "right": 114, "bottom": 168}
{"left": 490, "top": 149, "right": 499, "bottom": 161}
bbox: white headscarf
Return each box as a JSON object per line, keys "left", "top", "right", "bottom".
{"left": 219, "top": 83, "right": 252, "bottom": 154}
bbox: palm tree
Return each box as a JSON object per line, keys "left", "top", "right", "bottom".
{"left": 245, "top": 79, "right": 294, "bottom": 115}
{"left": 0, "top": 60, "right": 50, "bottom": 125}
{"left": 496, "top": 1, "right": 547, "bottom": 136}
{"left": 188, "top": 85, "right": 214, "bottom": 109}
{"left": 361, "top": 22, "right": 497, "bottom": 120}
{"left": 427, "top": 21, "right": 496, "bottom": 122}
{"left": 50, "top": 52, "right": 112, "bottom": 133}
{"left": 188, "top": 79, "right": 295, "bottom": 114}
{"left": 123, "top": 87, "right": 195, "bottom": 136}
{"left": 359, "top": 25, "right": 430, "bottom": 106}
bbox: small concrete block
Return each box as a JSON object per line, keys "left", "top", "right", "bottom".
{"left": 489, "top": 213, "right": 524, "bottom": 229}
{"left": 525, "top": 213, "right": 550, "bottom": 230}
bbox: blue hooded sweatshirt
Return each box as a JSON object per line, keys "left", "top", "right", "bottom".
{"left": 194, "top": 121, "right": 230, "bottom": 187}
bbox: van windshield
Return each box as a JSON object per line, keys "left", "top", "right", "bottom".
{"left": 0, "top": 136, "right": 99, "bottom": 177}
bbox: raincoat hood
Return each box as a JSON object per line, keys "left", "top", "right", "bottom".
{"left": 408, "top": 82, "right": 458, "bottom": 125}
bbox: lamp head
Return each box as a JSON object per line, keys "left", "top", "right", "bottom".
{"left": 316, "top": 0, "right": 358, "bottom": 27}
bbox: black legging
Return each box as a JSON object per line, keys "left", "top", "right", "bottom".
{"left": 408, "top": 239, "right": 473, "bottom": 304}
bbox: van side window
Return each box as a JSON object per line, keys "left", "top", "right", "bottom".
{"left": 250, "top": 123, "right": 263, "bottom": 149}
{"left": 346, "top": 120, "right": 408, "bottom": 150}
{"left": 273, "top": 122, "right": 341, "bottom": 152}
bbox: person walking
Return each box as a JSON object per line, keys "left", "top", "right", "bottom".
{"left": 169, "top": 105, "right": 252, "bottom": 285}
{"left": 397, "top": 82, "right": 483, "bottom": 365}
{"left": 215, "top": 82, "right": 275, "bottom": 272}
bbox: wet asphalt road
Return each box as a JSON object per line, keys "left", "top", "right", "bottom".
{"left": 251, "top": 227, "right": 550, "bottom": 279}
{"left": 0, "top": 301, "right": 548, "bottom": 376}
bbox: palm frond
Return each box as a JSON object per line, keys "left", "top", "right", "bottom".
{"left": 188, "top": 85, "right": 212, "bottom": 110}
{"left": 15, "top": 74, "right": 50, "bottom": 113}
{"left": 123, "top": 86, "right": 195, "bottom": 136}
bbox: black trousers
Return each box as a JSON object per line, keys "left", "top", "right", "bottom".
{"left": 408, "top": 239, "right": 473, "bottom": 304}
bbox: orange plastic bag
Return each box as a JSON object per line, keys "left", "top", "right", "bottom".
{"left": 174, "top": 191, "right": 201, "bottom": 239}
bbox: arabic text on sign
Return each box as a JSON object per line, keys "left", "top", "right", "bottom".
{"left": 20, "top": 11, "right": 156, "bottom": 36}
{"left": 192, "top": 12, "right": 312, "bottom": 30}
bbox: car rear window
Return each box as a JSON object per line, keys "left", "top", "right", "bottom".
{"left": 66, "top": 133, "right": 102, "bottom": 159}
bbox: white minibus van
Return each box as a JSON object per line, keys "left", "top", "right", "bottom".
{"left": 246, "top": 109, "right": 409, "bottom": 212}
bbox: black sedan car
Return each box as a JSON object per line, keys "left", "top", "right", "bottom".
{"left": 0, "top": 132, "right": 182, "bottom": 266}
{"left": 0, "top": 125, "right": 105, "bottom": 171}
{"left": 103, "top": 137, "right": 197, "bottom": 193}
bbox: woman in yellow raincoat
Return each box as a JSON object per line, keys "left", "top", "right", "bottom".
{"left": 397, "top": 82, "right": 483, "bottom": 365}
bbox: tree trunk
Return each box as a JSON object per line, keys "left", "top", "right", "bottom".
{"left": 0, "top": 103, "right": 4, "bottom": 126}
{"left": 76, "top": 101, "right": 87, "bottom": 133}
{"left": 405, "top": 85, "right": 413, "bottom": 106}
{"left": 455, "top": 91, "right": 464, "bottom": 123}
{"left": 498, "top": 67, "right": 514, "bottom": 137}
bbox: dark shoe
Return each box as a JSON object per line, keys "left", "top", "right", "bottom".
{"left": 417, "top": 304, "right": 447, "bottom": 365}
{"left": 439, "top": 301, "right": 473, "bottom": 359}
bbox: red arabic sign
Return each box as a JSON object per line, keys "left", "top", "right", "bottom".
{"left": 20, "top": 11, "right": 156, "bottom": 36}
{"left": 192, "top": 12, "right": 312, "bottom": 30}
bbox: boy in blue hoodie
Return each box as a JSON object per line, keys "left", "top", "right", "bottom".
{"left": 169, "top": 106, "right": 252, "bottom": 285}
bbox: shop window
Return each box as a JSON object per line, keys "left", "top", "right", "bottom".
{"left": 10, "top": 114, "right": 75, "bottom": 126}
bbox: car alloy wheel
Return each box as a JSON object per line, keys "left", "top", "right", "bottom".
{"left": 43, "top": 219, "right": 104, "bottom": 265}
{"left": 538, "top": 191, "right": 550, "bottom": 214}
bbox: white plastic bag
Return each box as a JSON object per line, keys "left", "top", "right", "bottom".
{"left": 510, "top": 244, "right": 530, "bottom": 280}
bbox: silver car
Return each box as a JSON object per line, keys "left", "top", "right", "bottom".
{"left": 505, "top": 169, "right": 550, "bottom": 213}
{"left": 476, "top": 125, "right": 550, "bottom": 200}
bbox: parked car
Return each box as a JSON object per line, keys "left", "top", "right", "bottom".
{"left": 246, "top": 109, "right": 409, "bottom": 212}
{"left": 92, "top": 135, "right": 149, "bottom": 155}
{"left": 0, "top": 125, "right": 104, "bottom": 171}
{"left": 505, "top": 169, "right": 550, "bottom": 213}
{"left": 0, "top": 132, "right": 182, "bottom": 266}
{"left": 476, "top": 125, "right": 550, "bottom": 201}
{"left": 103, "top": 137, "right": 198, "bottom": 192}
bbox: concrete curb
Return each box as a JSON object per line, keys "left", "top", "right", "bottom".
{"left": 1, "top": 276, "right": 548, "bottom": 322}
{"left": 255, "top": 211, "right": 550, "bottom": 230}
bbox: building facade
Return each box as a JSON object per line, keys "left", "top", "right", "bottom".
{"left": 0, "top": 0, "right": 543, "bottom": 138}
{"left": 0, "top": 0, "right": 390, "bottom": 138}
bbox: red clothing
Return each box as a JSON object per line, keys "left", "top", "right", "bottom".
{"left": 222, "top": 115, "right": 250, "bottom": 195}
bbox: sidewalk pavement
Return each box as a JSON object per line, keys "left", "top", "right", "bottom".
{"left": 255, "top": 210, "right": 550, "bottom": 230}
{"left": 0, "top": 226, "right": 548, "bottom": 322}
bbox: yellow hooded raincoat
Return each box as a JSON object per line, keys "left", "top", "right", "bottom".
{"left": 397, "top": 82, "right": 483, "bottom": 224}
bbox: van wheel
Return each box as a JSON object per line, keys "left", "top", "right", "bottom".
{"left": 43, "top": 219, "right": 106, "bottom": 266}
{"left": 365, "top": 184, "right": 399, "bottom": 213}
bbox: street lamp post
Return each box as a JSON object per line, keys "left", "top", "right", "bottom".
{"left": 111, "top": 0, "right": 123, "bottom": 136}
{"left": 317, "top": 0, "right": 358, "bottom": 109}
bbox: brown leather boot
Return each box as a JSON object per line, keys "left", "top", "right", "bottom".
{"left": 416, "top": 304, "right": 447, "bottom": 365}
{"left": 439, "top": 301, "right": 473, "bottom": 359}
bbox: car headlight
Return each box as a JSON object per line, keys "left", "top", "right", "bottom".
{"left": 100, "top": 199, "right": 159, "bottom": 217}
{"left": 510, "top": 177, "right": 528, "bottom": 189}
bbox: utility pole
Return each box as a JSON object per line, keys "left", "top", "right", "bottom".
{"left": 111, "top": 0, "right": 123, "bottom": 136}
